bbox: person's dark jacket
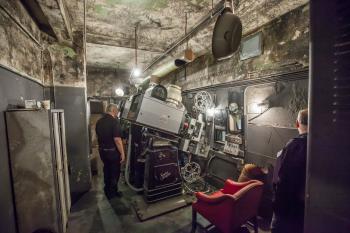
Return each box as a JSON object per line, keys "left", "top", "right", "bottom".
{"left": 273, "top": 133, "right": 307, "bottom": 217}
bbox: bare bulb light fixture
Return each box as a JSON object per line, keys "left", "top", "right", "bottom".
{"left": 115, "top": 88, "right": 124, "bottom": 97}
{"left": 132, "top": 67, "right": 141, "bottom": 77}
{"left": 131, "top": 23, "right": 142, "bottom": 78}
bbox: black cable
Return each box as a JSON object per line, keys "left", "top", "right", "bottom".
{"left": 248, "top": 107, "right": 271, "bottom": 122}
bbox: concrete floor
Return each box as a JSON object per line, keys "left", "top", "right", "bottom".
{"left": 67, "top": 165, "right": 196, "bottom": 233}
{"left": 66, "top": 161, "right": 271, "bottom": 233}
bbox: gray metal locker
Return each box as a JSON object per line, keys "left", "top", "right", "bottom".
{"left": 5, "top": 109, "right": 71, "bottom": 233}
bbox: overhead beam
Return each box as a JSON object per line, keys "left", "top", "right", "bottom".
{"left": 20, "top": 0, "right": 56, "bottom": 38}
{"left": 0, "top": 3, "right": 42, "bottom": 48}
{"left": 57, "top": 0, "right": 72, "bottom": 39}
{"left": 36, "top": 0, "right": 73, "bottom": 41}
{"left": 86, "top": 32, "right": 164, "bottom": 53}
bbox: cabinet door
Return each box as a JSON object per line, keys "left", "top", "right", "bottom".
{"left": 52, "top": 113, "right": 68, "bottom": 232}
{"left": 6, "top": 110, "right": 60, "bottom": 233}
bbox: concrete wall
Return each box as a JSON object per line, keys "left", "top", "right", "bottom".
{"left": 0, "top": 2, "right": 44, "bottom": 233}
{"left": 0, "top": 0, "right": 43, "bottom": 82}
{"left": 87, "top": 66, "right": 130, "bottom": 97}
{"left": 0, "top": 1, "right": 91, "bottom": 232}
{"left": 45, "top": 31, "right": 92, "bottom": 199}
{"left": 0, "top": 67, "right": 44, "bottom": 233}
{"left": 45, "top": 40, "right": 92, "bottom": 204}
{"left": 47, "top": 31, "right": 86, "bottom": 87}
{"left": 0, "top": 0, "right": 87, "bottom": 88}
{"left": 160, "top": 4, "right": 309, "bottom": 91}
{"left": 54, "top": 86, "right": 91, "bottom": 201}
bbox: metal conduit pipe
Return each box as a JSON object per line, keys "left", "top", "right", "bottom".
{"left": 145, "top": 61, "right": 182, "bottom": 82}
{"left": 124, "top": 128, "right": 144, "bottom": 192}
{"left": 142, "top": 0, "right": 226, "bottom": 74}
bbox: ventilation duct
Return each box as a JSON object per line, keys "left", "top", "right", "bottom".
{"left": 141, "top": 49, "right": 195, "bottom": 85}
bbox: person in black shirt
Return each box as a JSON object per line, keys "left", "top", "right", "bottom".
{"left": 96, "top": 104, "right": 125, "bottom": 198}
{"left": 271, "top": 109, "right": 308, "bottom": 233}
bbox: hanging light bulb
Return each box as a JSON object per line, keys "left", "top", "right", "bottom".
{"left": 132, "top": 67, "right": 141, "bottom": 77}
{"left": 130, "top": 24, "right": 142, "bottom": 79}
{"left": 115, "top": 88, "right": 124, "bottom": 97}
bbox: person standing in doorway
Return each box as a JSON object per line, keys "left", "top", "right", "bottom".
{"left": 271, "top": 109, "right": 308, "bottom": 233}
{"left": 96, "top": 104, "right": 125, "bottom": 199}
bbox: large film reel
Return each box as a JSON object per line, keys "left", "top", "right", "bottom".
{"left": 194, "top": 91, "right": 213, "bottom": 113}
{"left": 181, "top": 162, "right": 201, "bottom": 183}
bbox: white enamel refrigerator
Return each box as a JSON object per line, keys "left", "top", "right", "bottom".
{"left": 6, "top": 109, "right": 71, "bottom": 233}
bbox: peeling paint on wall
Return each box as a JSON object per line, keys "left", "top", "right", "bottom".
{"left": 0, "top": 0, "right": 42, "bottom": 41}
{"left": 0, "top": 1, "right": 86, "bottom": 88}
{"left": 160, "top": 4, "right": 309, "bottom": 91}
{"left": 51, "top": 45, "right": 77, "bottom": 58}
{"left": 47, "top": 31, "right": 86, "bottom": 88}
{"left": 94, "top": 4, "right": 108, "bottom": 16}
{"left": 36, "top": 0, "right": 72, "bottom": 41}
{"left": 103, "top": 0, "right": 170, "bottom": 10}
{"left": 1, "top": 1, "right": 90, "bottom": 223}
{"left": 0, "top": 4, "right": 42, "bottom": 83}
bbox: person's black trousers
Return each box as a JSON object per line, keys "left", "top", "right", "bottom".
{"left": 99, "top": 148, "right": 121, "bottom": 197}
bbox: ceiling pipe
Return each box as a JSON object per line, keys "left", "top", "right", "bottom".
{"left": 142, "top": 0, "right": 226, "bottom": 75}
{"left": 140, "top": 48, "right": 195, "bottom": 85}
{"left": 134, "top": 23, "right": 139, "bottom": 67}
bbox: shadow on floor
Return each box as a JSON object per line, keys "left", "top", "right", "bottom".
{"left": 67, "top": 158, "right": 271, "bottom": 233}
{"left": 67, "top": 157, "right": 195, "bottom": 233}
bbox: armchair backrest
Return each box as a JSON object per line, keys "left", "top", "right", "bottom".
{"left": 222, "top": 179, "right": 258, "bottom": 195}
{"left": 192, "top": 179, "right": 264, "bottom": 233}
{"left": 230, "top": 180, "right": 264, "bottom": 230}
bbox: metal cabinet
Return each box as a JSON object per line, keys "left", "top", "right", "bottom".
{"left": 5, "top": 109, "right": 70, "bottom": 233}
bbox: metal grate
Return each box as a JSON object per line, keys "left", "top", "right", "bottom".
{"left": 305, "top": 1, "right": 350, "bottom": 232}
{"left": 333, "top": 0, "right": 350, "bottom": 123}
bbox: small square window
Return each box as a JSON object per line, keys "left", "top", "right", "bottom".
{"left": 240, "top": 32, "right": 263, "bottom": 60}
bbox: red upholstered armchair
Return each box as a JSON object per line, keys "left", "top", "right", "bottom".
{"left": 191, "top": 179, "right": 264, "bottom": 233}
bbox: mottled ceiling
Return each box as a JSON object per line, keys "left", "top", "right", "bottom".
{"left": 64, "top": 0, "right": 308, "bottom": 72}
{"left": 84, "top": 0, "right": 221, "bottom": 69}
{"left": 86, "top": 43, "right": 161, "bottom": 69}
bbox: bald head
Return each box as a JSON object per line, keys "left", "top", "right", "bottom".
{"left": 106, "top": 104, "right": 119, "bottom": 118}
{"left": 297, "top": 109, "right": 308, "bottom": 134}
